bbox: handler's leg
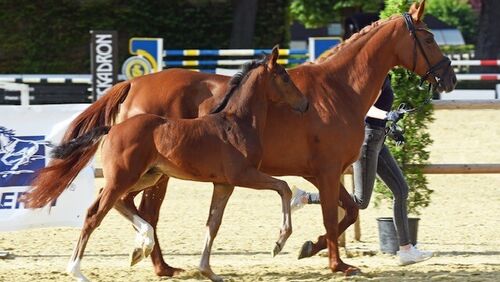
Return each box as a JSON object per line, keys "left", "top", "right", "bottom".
{"left": 352, "top": 124, "right": 386, "bottom": 209}
{"left": 377, "top": 144, "right": 411, "bottom": 246}
{"left": 376, "top": 145, "right": 433, "bottom": 265}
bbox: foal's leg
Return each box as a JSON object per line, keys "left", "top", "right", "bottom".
{"left": 67, "top": 186, "right": 124, "bottom": 282}
{"left": 230, "top": 167, "right": 293, "bottom": 257}
{"left": 199, "top": 184, "right": 235, "bottom": 282}
{"left": 298, "top": 182, "right": 359, "bottom": 259}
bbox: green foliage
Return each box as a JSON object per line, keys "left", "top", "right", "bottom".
{"left": 375, "top": 0, "right": 434, "bottom": 215}
{"left": 379, "top": 0, "right": 414, "bottom": 19}
{"left": 440, "top": 44, "right": 475, "bottom": 54}
{"left": 254, "top": 0, "right": 292, "bottom": 48}
{"left": 0, "top": 0, "right": 290, "bottom": 73}
{"left": 425, "top": 0, "right": 478, "bottom": 44}
{"left": 289, "top": 0, "right": 383, "bottom": 28}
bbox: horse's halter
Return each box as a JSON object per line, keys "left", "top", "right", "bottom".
{"left": 403, "top": 12, "right": 451, "bottom": 90}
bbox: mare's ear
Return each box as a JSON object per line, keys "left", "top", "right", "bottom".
{"left": 409, "top": 0, "right": 426, "bottom": 22}
{"left": 267, "top": 44, "right": 279, "bottom": 69}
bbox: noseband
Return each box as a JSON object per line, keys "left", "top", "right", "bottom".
{"left": 403, "top": 12, "right": 451, "bottom": 89}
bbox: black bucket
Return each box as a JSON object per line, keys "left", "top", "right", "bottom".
{"left": 376, "top": 217, "right": 420, "bottom": 254}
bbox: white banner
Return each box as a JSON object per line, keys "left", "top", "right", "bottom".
{"left": 0, "top": 104, "right": 93, "bottom": 231}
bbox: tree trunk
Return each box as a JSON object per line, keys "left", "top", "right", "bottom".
{"left": 475, "top": 0, "right": 500, "bottom": 72}
{"left": 229, "top": 0, "right": 258, "bottom": 48}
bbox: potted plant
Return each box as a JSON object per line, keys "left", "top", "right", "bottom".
{"left": 373, "top": 0, "right": 435, "bottom": 254}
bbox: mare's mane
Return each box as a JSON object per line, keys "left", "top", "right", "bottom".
{"left": 210, "top": 58, "right": 266, "bottom": 114}
{"left": 315, "top": 15, "right": 401, "bottom": 64}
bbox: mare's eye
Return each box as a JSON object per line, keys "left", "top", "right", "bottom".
{"left": 425, "top": 37, "right": 434, "bottom": 44}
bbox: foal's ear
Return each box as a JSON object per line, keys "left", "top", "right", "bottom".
{"left": 267, "top": 44, "right": 280, "bottom": 69}
{"left": 409, "top": 0, "right": 426, "bottom": 22}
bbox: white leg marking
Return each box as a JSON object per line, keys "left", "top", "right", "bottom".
{"left": 132, "top": 215, "right": 155, "bottom": 256}
{"left": 67, "top": 258, "right": 89, "bottom": 282}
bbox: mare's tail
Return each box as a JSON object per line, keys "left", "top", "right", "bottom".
{"left": 62, "top": 81, "right": 130, "bottom": 142}
{"left": 23, "top": 127, "right": 111, "bottom": 208}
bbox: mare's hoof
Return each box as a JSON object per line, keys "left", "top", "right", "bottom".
{"left": 130, "top": 247, "right": 144, "bottom": 266}
{"left": 298, "top": 241, "right": 313, "bottom": 259}
{"left": 344, "top": 267, "right": 361, "bottom": 276}
{"left": 155, "top": 265, "right": 185, "bottom": 277}
{"left": 272, "top": 242, "right": 282, "bottom": 257}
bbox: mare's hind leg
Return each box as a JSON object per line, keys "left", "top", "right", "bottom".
{"left": 199, "top": 184, "right": 235, "bottom": 282}
{"left": 298, "top": 182, "right": 359, "bottom": 259}
{"left": 114, "top": 197, "right": 155, "bottom": 266}
{"left": 67, "top": 187, "right": 123, "bottom": 282}
{"left": 137, "top": 176, "right": 184, "bottom": 276}
{"left": 229, "top": 167, "right": 293, "bottom": 257}
{"left": 120, "top": 175, "right": 184, "bottom": 276}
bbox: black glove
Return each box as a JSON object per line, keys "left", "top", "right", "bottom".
{"left": 387, "top": 124, "right": 405, "bottom": 146}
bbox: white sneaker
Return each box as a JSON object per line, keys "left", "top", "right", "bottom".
{"left": 397, "top": 245, "right": 433, "bottom": 266}
{"left": 290, "top": 186, "right": 308, "bottom": 213}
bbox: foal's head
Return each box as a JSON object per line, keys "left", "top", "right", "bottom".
{"left": 260, "top": 45, "right": 309, "bottom": 112}
{"left": 211, "top": 45, "right": 308, "bottom": 114}
{"left": 394, "top": 0, "right": 457, "bottom": 92}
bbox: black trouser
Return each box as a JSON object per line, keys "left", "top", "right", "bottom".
{"left": 352, "top": 124, "right": 411, "bottom": 246}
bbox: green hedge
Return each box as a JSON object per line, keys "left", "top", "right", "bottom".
{"left": 0, "top": 0, "right": 290, "bottom": 74}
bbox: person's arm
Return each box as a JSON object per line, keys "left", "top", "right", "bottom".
{"left": 366, "top": 106, "right": 388, "bottom": 120}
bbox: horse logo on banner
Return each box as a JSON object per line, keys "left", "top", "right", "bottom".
{"left": 0, "top": 126, "right": 50, "bottom": 187}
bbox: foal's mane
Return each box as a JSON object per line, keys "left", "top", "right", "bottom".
{"left": 210, "top": 58, "right": 266, "bottom": 114}
{"left": 315, "top": 15, "right": 401, "bottom": 64}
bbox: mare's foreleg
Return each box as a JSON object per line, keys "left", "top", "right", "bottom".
{"left": 315, "top": 171, "right": 359, "bottom": 275}
{"left": 199, "top": 183, "right": 234, "bottom": 282}
{"left": 298, "top": 182, "right": 359, "bottom": 259}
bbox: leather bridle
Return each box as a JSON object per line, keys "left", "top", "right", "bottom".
{"left": 403, "top": 12, "right": 451, "bottom": 90}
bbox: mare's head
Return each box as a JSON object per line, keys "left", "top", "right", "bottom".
{"left": 211, "top": 45, "right": 308, "bottom": 114}
{"left": 394, "top": 0, "right": 456, "bottom": 92}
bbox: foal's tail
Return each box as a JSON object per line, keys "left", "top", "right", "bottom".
{"left": 62, "top": 81, "right": 130, "bottom": 143}
{"left": 23, "top": 126, "right": 111, "bottom": 208}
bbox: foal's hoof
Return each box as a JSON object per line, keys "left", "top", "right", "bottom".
{"left": 143, "top": 245, "right": 153, "bottom": 258}
{"left": 272, "top": 242, "right": 282, "bottom": 257}
{"left": 298, "top": 241, "right": 313, "bottom": 259}
{"left": 130, "top": 247, "right": 144, "bottom": 266}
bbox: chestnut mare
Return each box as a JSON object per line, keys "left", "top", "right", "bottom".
{"left": 30, "top": 1, "right": 456, "bottom": 281}
{"left": 23, "top": 48, "right": 309, "bottom": 282}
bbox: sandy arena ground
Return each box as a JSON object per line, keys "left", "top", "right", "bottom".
{"left": 1, "top": 109, "right": 499, "bottom": 281}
